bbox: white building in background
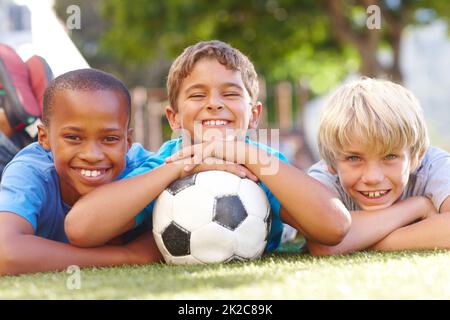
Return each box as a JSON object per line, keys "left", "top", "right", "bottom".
{"left": 0, "top": 0, "right": 88, "bottom": 76}
{"left": 304, "top": 20, "right": 450, "bottom": 158}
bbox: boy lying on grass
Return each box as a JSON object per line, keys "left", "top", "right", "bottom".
{"left": 0, "top": 69, "right": 164, "bottom": 275}
{"left": 307, "top": 78, "right": 450, "bottom": 255}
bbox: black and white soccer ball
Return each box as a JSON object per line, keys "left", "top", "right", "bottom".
{"left": 152, "top": 170, "right": 271, "bottom": 264}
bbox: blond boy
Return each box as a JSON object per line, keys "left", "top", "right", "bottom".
{"left": 307, "top": 77, "right": 450, "bottom": 255}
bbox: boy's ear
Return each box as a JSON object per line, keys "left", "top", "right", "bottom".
{"left": 165, "top": 105, "right": 181, "bottom": 130}
{"left": 37, "top": 123, "right": 50, "bottom": 151}
{"left": 248, "top": 102, "right": 262, "bottom": 129}
{"left": 327, "top": 164, "right": 337, "bottom": 175}
{"left": 126, "top": 128, "right": 133, "bottom": 151}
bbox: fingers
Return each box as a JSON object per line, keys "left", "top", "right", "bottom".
{"left": 168, "top": 140, "right": 254, "bottom": 181}
{"left": 165, "top": 145, "right": 196, "bottom": 163}
{"left": 187, "top": 158, "right": 258, "bottom": 182}
{"left": 183, "top": 163, "right": 197, "bottom": 172}
{"left": 238, "top": 165, "right": 258, "bottom": 182}
{"left": 182, "top": 146, "right": 211, "bottom": 172}
{"left": 166, "top": 140, "right": 216, "bottom": 164}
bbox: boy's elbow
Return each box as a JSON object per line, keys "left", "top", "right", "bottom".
{"left": 322, "top": 200, "right": 351, "bottom": 245}
{"left": 312, "top": 216, "right": 350, "bottom": 246}
{"left": 326, "top": 217, "right": 351, "bottom": 245}
{"left": 0, "top": 241, "right": 22, "bottom": 276}
{"left": 64, "top": 219, "right": 94, "bottom": 248}
{"left": 0, "top": 256, "right": 11, "bottom": 276}
{"left": 65, "top": 232, "right": 87, "bottom": 248}
{"left": 315, "top": 226, "right": 347, "bottom": 246}
{"left": 310, "top": 214, "right": 350, "bottom": 246}
{"left": 307, "top": 241, "right": 335, "bottom": 257}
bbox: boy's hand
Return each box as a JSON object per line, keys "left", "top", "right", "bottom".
{"left": 125, "top": 230, "right": 163, "bottom": 265}
{"left": 396, "top": 196, "right": 438, "bottom": 221}
{"left": 166, "top": 139, "right": 250, "bottom": 170}
{"left": 179, "top": 157, "right": 258, "bottom": 182}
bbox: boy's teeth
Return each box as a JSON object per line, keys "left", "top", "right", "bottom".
{"left": 80, "top": 169, "right": 102, "bottom": 177}
{"left": 202, "top": 120, "right": 229, "bottom": 126}
{"left": 362, "top": 190, "right": 387, "bottom": 198}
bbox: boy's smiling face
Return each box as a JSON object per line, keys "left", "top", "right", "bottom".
{"left": 166, "top": 58, "right": 261, "bottom": 142}
{"left": 331, "top": 139, "right": 413, "bottom": 211}
{"left": 38, "top": 89, "right": 131, "bottom": 205}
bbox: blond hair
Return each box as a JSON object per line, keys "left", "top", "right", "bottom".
{"left": 167, "top": 40, "right": 259, "bottom": 111}
{"left": 318, "top": 78, "right": 429, "bottom": 170}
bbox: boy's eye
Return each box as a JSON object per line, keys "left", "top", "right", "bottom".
{"left": 346, "top": 155, "right": 361, "bottom": 162}
{"left": 223, "top": 92, "right": 240, "bottom": 97}
{"left": 104, "top": 136, "right": 120, "bottom": 143}
{"left": 189, "top": 93, "right": 206, "bottom": 99}
{"left": 385, "top": 154, "right": 397, "bottom": 160}
{"left": 64, "top": 135, "right": 81, "bottom": 141}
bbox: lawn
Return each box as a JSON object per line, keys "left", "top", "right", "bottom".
{"left": 1, "top": 238, "right": 450, "bottom": 299}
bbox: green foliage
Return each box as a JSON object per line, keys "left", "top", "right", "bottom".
{"left": 97, "top": 0, "right": 353, "bottom": 94}
{"left": 54, "top": 0, "right": 450, "bottom": 93}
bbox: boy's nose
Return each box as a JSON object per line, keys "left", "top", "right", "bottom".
{"left": 79, "top": 142, "right": 106, "bottom": 162}
{"left": 206, "top": 103, "right": 224, "bottom": 112}
{"left": 361, "top": 163, "right": 384, "bottom": 185}
{"left": 205, "top": 94, "right": 224, "bottom": 112}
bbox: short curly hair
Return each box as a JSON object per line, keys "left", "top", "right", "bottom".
{"left": 43, "top": 68, "right": 131, "bottom": 126}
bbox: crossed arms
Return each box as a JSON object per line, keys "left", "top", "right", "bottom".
{"left": 308, "top": 195, "right": 450, "bottom": 255}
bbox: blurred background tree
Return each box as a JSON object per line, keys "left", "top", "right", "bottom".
{"left": 55, "top": 0, "right": 450, "bottom": 93}
{"left": 54, "top": 0, "right": 450, "bottom": 163}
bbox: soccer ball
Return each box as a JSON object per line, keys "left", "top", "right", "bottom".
{"left": 152, "top": 170, "right": 272, "bottom": 264}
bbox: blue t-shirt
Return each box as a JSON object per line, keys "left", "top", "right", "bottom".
{"left": 0, "top": 142, "right": 163, "bottom": 243}
{"left": 127, "top": 138, "right": 289, "bottom": 252}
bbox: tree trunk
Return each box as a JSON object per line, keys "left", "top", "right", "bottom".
{"left": 325, "top": 0, "right": 404, "bottom": 82}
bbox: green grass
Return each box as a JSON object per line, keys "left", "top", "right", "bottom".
{"left": 1, "top": 239, "right": 450, "bottom": 299}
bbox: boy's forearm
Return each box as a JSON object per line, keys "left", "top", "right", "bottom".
{"left": 308, "top": 197, "right": 432, "bottom": 255}
{"left": 245, "top": 147, "right": 350, "bottom": 245}
{"left": 65, "top": 162, "right": 181, "bottom": 247}
{"left": 371, "top": 211, "right": 450, "bottom": 251}
{"left": 0, "top": 234, "right": 144, "bottom": 276}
